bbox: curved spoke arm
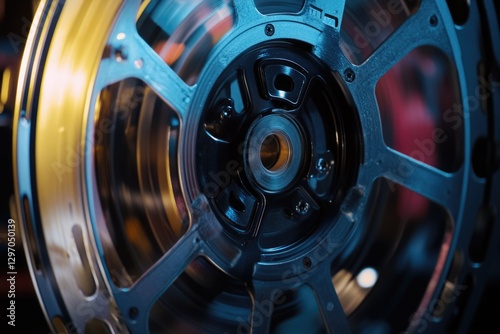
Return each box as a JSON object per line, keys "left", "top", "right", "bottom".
{"left": 132, "top": 35, "right": 194, "bottom": 119}
{"left": 380, "top": 147, "right": 461, "bottom": 213}
{"left": 306, "top": 265, "right": 351, "bottom": 334}
{"left": 94, "top": 0, "right": 194, "bottom": 120}
{"left": 94, "top": 34, "right": 193, "bottom": 120}
{"left": 357, "top": 0, "right": 452, "bottom": 85}
{"left": 232, "top": 0, "right": 263, "bottom": 27}
{"left": 249, "top": 280, "right": 279, "bottom": 334}
{"left": 111, "top": 195, "right": 222, "bottom": 333}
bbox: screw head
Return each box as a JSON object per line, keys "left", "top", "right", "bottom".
{"left": 115, "top": 46, "right": 128, "bottom": 62}
{"left": 316, "top": 158, "right": 330, "bottom": 173}
{"left": 220, "top": 106, "right": 233, "bottom": 119}
{"left": 295, "top": 200, "right": 310, "bottom": 215}
{"left": 430, "top": 15, "right": 438, "bottom": 27}
{"left": 217, "top": 98, "right": 235, "bottom": 120}
{"left": 265, "top": 24, "right": 275, "bottom": 36}
{"left": 344, "top": 68, "right": 356, "bottom": 82}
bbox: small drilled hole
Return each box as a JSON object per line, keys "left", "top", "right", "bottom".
{"left": 302, "top": 257, "right": 312, "bottom": 269}
{"left": 430, "top": 15, "right": 438, "bottom": 26}
{"left": 274, "top": 74, "right": 294, "bottom": 92}
{"left": 129, "top": 307, "right": 139, "bottom": 320}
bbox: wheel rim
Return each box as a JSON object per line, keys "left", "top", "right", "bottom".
{"left": 13, "top": 0, "right": 500, "bottom": 333}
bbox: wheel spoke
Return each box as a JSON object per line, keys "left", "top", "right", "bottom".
{"left": 381, "top": 147, "right": 461, "bottom": 212}
{"left": 232, "top": 0, "right": 263, "bottom": 28}
{"left": 134, "top": 35, "right": 193, "bottom": 118}
{"left": 96, "top": 34, "right": 193, "bottom": 118}
{"left": 249, "top": 280, "right": 278, "bottom": 334}
{"left": 347, "top": 84, "right": 386, "bottom": 168}
{"left": 357, "top": 1, "right": 452, "bottom": 85}
{"left": 307, "top": 265, "right": 350, "bottom": 334}
{"left": 239, "top": 57, "right": 273, "bottom": 113}
{"left": 112, "top": 195, "right": 222, "bottom": 332}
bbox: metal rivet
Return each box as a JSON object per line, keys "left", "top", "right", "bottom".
{"left": 344, "top": 68, "right": 356, "bottom": 83}
{"left": 295, "top": 200, "right": 310, "bottom": 215}
{"left": 430, "top": 15, "right": 438, "bottom": 27}
{"left": 316, "top": 158, "right": 330, "bottom": 173}
{"left": 265, "top": 24, "right": 275, "bottom": 36}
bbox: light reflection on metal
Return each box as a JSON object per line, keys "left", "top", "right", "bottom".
{"left": 356, "top": 267, "right": 378, "bottom": 289}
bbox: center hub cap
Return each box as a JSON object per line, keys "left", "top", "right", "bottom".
{"left": 195, "top": 41, "right": 362, "bottom": 278}
{"left": 245, "top": 113, "right": 305, "bottom": 193}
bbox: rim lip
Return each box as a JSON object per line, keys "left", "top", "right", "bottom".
{"left": 13, "top": 0, "right": 125, "bottom": 332}
{"left": 12, "top": 2, "right": 65, "bottom": 332}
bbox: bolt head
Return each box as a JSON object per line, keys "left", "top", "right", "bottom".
{"left": 265, "top": 24, "right": 275, "bottom": 36}
{"left": 295, "top": 200, "right": 310, "bottom": 215}
{"left": 344, "top": 68, "right": 356, "bottom": 82}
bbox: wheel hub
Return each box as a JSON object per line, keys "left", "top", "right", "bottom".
{"left": 196, "top": 42, "right": 362, "bottom": 277}
{"left": 245, "top": 113, "right": 305, "bottom": 193}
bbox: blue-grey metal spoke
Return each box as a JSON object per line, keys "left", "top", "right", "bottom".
{"left": 306, "top": 264, "right": 351, "bottom": 334}
{"left": 380, "top": 147, "right": 462, "bottom": 215}
{"left": 304, "top": 0, "right": 346, "bottom": 31}
{"left": 346, "top": 81, "right": 386, "bottom": 176}
{"left": 357, "top": 0, "right": 452, "bottom": 85}
{"left": 344, "top": 62, "right": 462, "bottom": 218}
{"left": 112, "top": 195, "right": 222, "bottom": 333}
{"left": 232, "top": 0, "right": 263, "bottom": 28}
{"left": 249, "top": 280, "right": 278, "bottom": 334}
{"left": 94, "top": 2, "right": 193, "bottom": 121}
{"left": 132, "top": 35, "right": 194, "bottom": 118}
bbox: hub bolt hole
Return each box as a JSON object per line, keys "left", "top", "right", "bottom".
{"left": 128, "top": 307, "right": 139, "bottom": 320}
{"left": 274, "top": 74, "right": 294, "bottom": 92}
{"left": 316, "top": 158, "right": 331, "bottom": 173}
{"left": 295, "top": 200, "right": 310, "bottom": 215}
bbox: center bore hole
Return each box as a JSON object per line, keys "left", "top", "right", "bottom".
{"left": 260, "top": 133, "right": 290, "bottom": 171}
{"left": 274, "top": 74, "right": 294, "bottom": 92}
